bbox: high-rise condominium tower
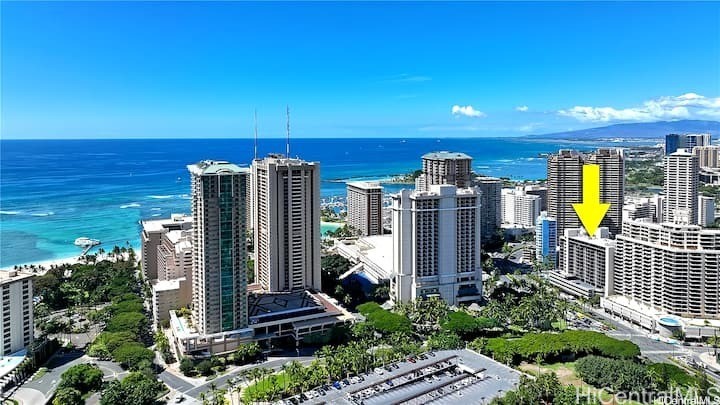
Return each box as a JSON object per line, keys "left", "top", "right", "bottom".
{"left": 475, "top": 176, "right": 503, "bottom": 243}
{"left": 663, "top": 150, "right": 699, "bottom": 224}
{"left": 502, "top": 186, "right": 542, "bottom": 227}
{"left": 547, "top": 150, "right": 583, "bottom": 239}
{"left": 535, "top": 211, "right": 558, "bottom": 266}
{"left": 614, "top": 219, "right": 720, "bottom": 319}
{"left": 346, "top": 181, "right": 384, "bottom": 236}
{"left": 665, "top": 133, "right": 712, "bottom": 155}
{"left": 391, "top": 184, "right": 482, "bottom": 305}
{"left": 417, "top": 152, "right": 473, "bottom": 191}
{"left": 252, "top": 155, "right": 321, "bottom": 292}
{"left": 547, "top": 149, "right": 624, "bottom": 239}
{"left": 188, "top": 160, "right": 249, "bottom": 335}
{"left": 0, "top": 271, "right": 34, "bottom": 355}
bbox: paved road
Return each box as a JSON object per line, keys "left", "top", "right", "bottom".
{"left": 585, "top": 308, "right": 691, "bottom": 363}
{"left": 159, "top": 355, "right": 315, "bottom": 400}
{"left": 10, "top": 350, "right": 127, "bottom": 404}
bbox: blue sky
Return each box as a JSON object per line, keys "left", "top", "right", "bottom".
{"left": 2, "top": 1, "right": 719, "bottom": 139}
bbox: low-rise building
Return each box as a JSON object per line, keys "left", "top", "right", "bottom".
{"left": 151, "top": 278, "right": 191, "bottom": 326}
{"left": 170, "top": 290, "right": 354, "bottom": 356}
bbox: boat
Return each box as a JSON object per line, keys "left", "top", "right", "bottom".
{"left": 74, "top": 237, "right": 101, "bottom": 247}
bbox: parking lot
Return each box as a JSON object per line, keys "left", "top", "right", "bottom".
{"left": 277, "top": 349, "right": 521, "bottom": 405}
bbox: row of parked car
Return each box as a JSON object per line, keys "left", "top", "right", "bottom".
{"left": 274, "top": 351, "right": 440, "bottom": 405}
{"left": 348, "top": 355, "right": 456, "bottom": 404}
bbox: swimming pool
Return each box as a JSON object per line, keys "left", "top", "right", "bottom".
{"left": 658, "top": 317, "right": 682, "bottom": 327}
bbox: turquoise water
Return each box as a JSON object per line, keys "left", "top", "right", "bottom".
{"left": 321, "top": 221, "right": 344, "bottom": 236}
{"left": 0, "top": 138, "right": 645, "bottom": 267}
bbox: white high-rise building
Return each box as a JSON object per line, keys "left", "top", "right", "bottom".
{"left": 188, "top": 160, "right": 249, "bottom": 335}
{"left": 141, "top": 214, "right": 193, "bottom": 280}
{"left": 699, "top": 196, "right": 716, "bottom": 227}
{"left": 346, "top": 181, "right": 383, "bottom": 236}
{"left": 0, "top": 271, "right": 34, "bottom": 355}
{"left": 252, "top": 155, "right": 321, "bottom": 292}
{"left": 614, "top": 219, "right": 720, "bottom": 319}
{"left": 391, "top": 185, "right": 482, "bottom": 305}
{"left": 557, "top": 228, "right": 616, "bottom": 297}
{"left": 502, "top": 187, "right": 541, "bottom": 227}
{"left": 663, "top": 150, "right": 699, "bottom": 225}
{"left": 151, "top": 229, "right": 193, "bottom": 327}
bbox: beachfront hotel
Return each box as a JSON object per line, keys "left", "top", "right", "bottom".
{"left": 140, "top": 214, "right": 193, "bottom": 280}
{"left": 391, "top": 184, "right": 483, "bottom": 306}
{"left": 251, "top": 154, "right": 321, "bottom": 292}
{"left": 188, "top": 160, "right": 250, "bottom": 336}
{"left": 346, "top": 181, "right": 384, "bottom": 237}
{"left": 0, "top": 271, "right": 34, "bottom": 356}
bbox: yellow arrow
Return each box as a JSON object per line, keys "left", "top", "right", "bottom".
{"left": 572, "top": 164, "right": 610, "bottom": 237}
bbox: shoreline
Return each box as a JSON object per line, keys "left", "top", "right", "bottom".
{"left": 0, "top": 255, "right": 81, "bottom": 272}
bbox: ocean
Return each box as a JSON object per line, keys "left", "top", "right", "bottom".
{"left": 0, "top": 137, "right": 639, "bottom": 268}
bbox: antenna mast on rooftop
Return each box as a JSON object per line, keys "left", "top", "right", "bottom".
{"left": 253, "top": 109, "right": 258, "bottom": 160}
{"left": 286, "top": 105, "right": 291, "bottom": 158}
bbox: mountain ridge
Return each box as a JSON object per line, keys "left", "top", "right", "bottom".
{"left": 526, "top": 120, "right": 720, "bottom": 140}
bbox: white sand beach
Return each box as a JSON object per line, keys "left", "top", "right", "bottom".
{"left": 0, "top": 256, "right": 82, "bottom": 272}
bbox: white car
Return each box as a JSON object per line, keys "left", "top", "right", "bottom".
{"left": 374, "top": 367, "right": 384, "bottom": 375}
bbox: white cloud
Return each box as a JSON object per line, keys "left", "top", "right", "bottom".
{"left": 516, "top": 105, "right": 529, "bottom": 112}
{"left": 383, "top": 74, "right": 432, "bottom": 83}
{"left": 517, "top": 122, "right": 542, "bottom": 132}
{"left": 558, "top": 93, "right": 720, "bottom": 122}
{"left": 451, "top": 105, "right": 486, "bottom": 118}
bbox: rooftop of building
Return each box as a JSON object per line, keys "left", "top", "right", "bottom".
{"left": 625, "top": 218, "right": 720, "bottom": 233}
{"left": 187, "top": 160, "right": 249, "bottom": 175}
{"left": 303, "top": 349, "right": 521, "bottom": 405}
{"left": 667, "top": 149, "right": 695, "bottom": 157}
{"left": 474, "top": 175, "right": 502, "bottom": 182}
{"left": 346, "top": 181, "right": 383, "bottom": 190}
{"left": 333, "top": 234, "right": 394, "bottom": 281}
{"left": 563, "top": 227, "right": 615, "bottom": 247}
{"left": 254, "top": 154, "right": 318, "bottom": 166}
{"left": 152, "top": 278, "right": 186, "bottom": 292}
{"left": 141, "top": 214, "right": 192, "bottom": 233}
{"left": 165, "top": 229, "right": 186, "bottom": 243}
{"left": 0, "top": 270, "right": 34, "bottom": 284}
{"left": 248, "top": 290, "right": 323, "bottom": 317}
{"left": 405, "top": 184, "right": 479, "bottom": 198}
{"left": 422, "top": 151, "right": 473, "bottom": 160}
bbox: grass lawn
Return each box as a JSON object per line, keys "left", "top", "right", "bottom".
{"left": 243, "top": 372, "right": 293, "bottom": 402}
{"left": 519, "top": 361, "right": 642, "bottom": 405}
